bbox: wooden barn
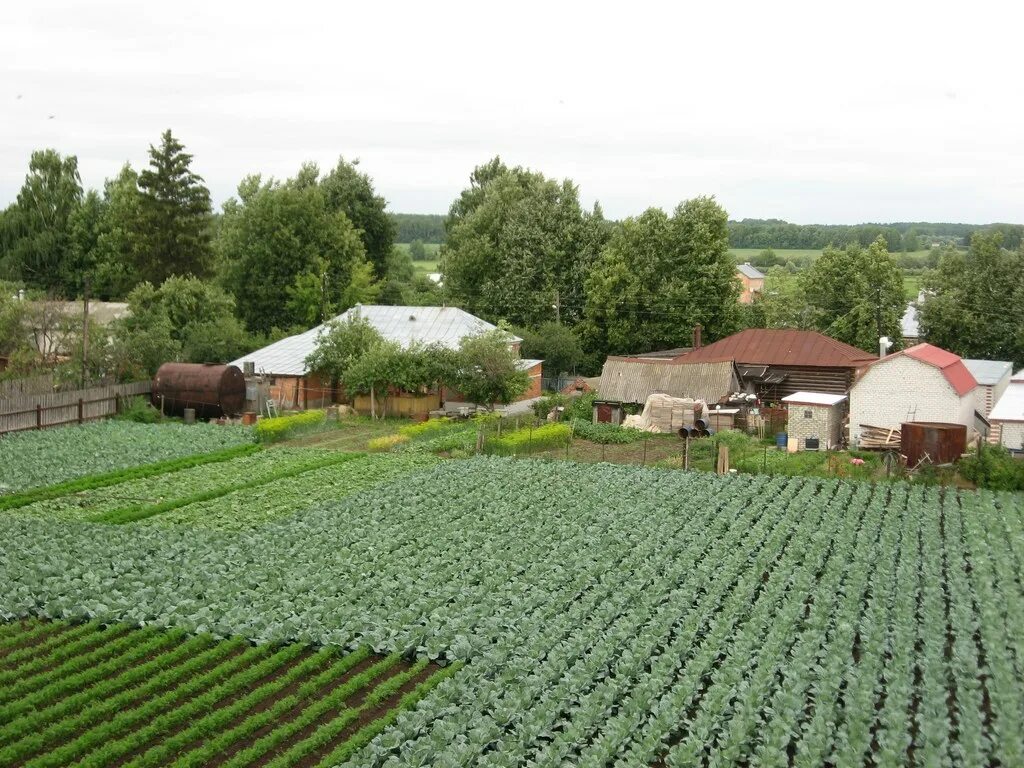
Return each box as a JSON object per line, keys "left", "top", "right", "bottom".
{"left": 676, "top": 329, "right": 877, "bottom": 401}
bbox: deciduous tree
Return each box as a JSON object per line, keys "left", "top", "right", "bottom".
{"left": 918, "top": 233, "right": 1024, "bottom": 366}
{"left": 319, "top": 157, "right": 396, "bottom": 279}
{"left": 441, "top": 158, "right": 607, "bottom": 328}
{"left": 455, "top": 328, "right": 530, "bottom": 409}
{"left": 581, "top": 197, "right": 738, "bottom": 356}
{"left": 217, "top": 168, "right": 372, "bottom": 334}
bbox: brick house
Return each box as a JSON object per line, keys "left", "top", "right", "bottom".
{"left": 231, "top": 305, "right": 541, "bottom": 413}
{"left": 781, "top": 391, "right": 847, "bottom": 450}
{"left": 736, "top": 263, "right": 765, "bottom": 304}
{"left": 848, "top": 343, "right": 977, "bottom": 446}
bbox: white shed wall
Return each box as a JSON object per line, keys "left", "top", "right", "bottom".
{"left": 849, "top": 355, "right": 974, "bottom": 445}
{"left": 1000, "top": 423, "right": 1024, "bottom": 452}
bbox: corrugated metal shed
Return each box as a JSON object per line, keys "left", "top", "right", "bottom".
{"left": 597, "top": 358, "right": 739, "bottom": 404}
{"left": 231, "top": 305, "right": 514, "bottom": 377}
{"left": 963, "top": 359, "right": 1012, "bottom": 386}
{"left": 679, "top": 329, "right": 877, "bottom": 368}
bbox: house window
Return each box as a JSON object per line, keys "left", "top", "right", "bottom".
{"left": 804, "top": 410, "right": 814, "bottom": 419}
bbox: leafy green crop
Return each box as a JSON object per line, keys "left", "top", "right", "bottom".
{"left": 254, "top": 410, "right": 326, "bottom": 443}
{"left": 484, "top": 422, "right": 571, "bottom": 455}
{"left": 0, "top": 421, "right": 254, "bottom": 493}
{"left": 0, "top": 459, "right": 1021, "bottom": 767}
{"left": 568, "top": 418, "right": 647, "bottom": 444}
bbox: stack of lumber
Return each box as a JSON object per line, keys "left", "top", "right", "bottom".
{"left": 858, "top": 424, "right": 901, "bottom": 449}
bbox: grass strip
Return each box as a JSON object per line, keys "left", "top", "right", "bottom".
{"left": 218, "top": 653, "right": 401, "bottom": 768}
{"left": 91, "top": 451, "right": 363, "bottom": 525}
{"left": 0, "top": 623, "right": 158, "bottom": 706}
{"left": 262, "top": 658, "right": 430, "bottom": 768}
{"left": 0, "top": 444, "right": 260, "bottom": 512}
{"left": 3, "top": 637, "right": 248, "bottom": 766}
{"left": 164, "top": 647, "right": 372, "bottom": 768}
{"left": 69, "top": 644, "right": 304, "bottom": 768}
{"left": 0, "top": 629, "right": 186, "bottom": 727}
{"left": 0, "top": 621, "right": 108, "bottom": 676}
{"left": 312, "top": 662, "right": 463, "bottom": 767}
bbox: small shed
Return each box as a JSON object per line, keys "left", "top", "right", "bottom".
{"left": 781, "top": 391, "right": 847, "bottom": 451}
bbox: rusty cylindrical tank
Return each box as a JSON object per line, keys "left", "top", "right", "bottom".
{"left": 901, "top": 421, "right": 967, "bottom": 467}
{"left": 151, "top": 363, "right": 246, "bottom": 420}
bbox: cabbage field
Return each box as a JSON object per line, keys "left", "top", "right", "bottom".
{"left": 1, "top": 454, "right": 1023, "bottom": 766}
{"left": 0, "top": 421, "right": 253, "bottom": 492}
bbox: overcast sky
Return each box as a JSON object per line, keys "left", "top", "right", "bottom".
{"left": 3, "top": 1, "right": 1022, "bottom": 225}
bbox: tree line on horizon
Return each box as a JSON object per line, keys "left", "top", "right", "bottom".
{"left": 1, "top": 134, "right": 1022, "bottom": 387}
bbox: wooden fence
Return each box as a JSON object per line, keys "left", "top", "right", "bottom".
{"left": 0, "top": 373, "right": 59, "bottom": 399}
{"left": 0, "top": 381, "right": 151, "bottom": 435}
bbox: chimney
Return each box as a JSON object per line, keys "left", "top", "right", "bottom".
{"left": 878, "top": 336, "right": 892, "bottom": 358}
{"left": 692, "top": 324, "right": 703, "bottom": 350}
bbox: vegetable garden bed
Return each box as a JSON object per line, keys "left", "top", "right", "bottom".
{"left": 0, "top": 421, "right": 254, "bottom": 493}
{"left": 0, "top": 618, "right": 453, "bottom": 768}
{"left": 0, "top": 458, "right": 1021, "bottom": 766}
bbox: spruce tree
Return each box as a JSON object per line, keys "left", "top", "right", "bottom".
{"left": 136, "top": 130, "right": 213, "bottom": 283}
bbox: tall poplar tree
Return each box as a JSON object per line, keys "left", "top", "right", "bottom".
{"left": 136, "top": 130, "right": 214, "bottom": 283}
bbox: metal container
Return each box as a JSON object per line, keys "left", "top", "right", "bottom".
{"left": 901, "top": 421, "right": 967, "bottom": 467}
{"left": 151, "top": 363, "right": 246, "bottom": 419}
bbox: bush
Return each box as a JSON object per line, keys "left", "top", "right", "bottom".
{"left": 567, "top": 391, "right": 597, "bottom": 422}
{"left": 367, "top": 434, "right": 411, "bottom": 452}
{"left": 486, "top": 423, "right": 572, "bottom": 456}
{"left": 532, "top": 393, "right": 570, "bottom": 420}
{"left": 570, "top": 419, "right": 647, "bottom": 444}
{"left": 254, "top": 410, "right": 327, "bottom": 443}
{"left": 958, "top": 444, "right": 1024, "bottom": 491}
{"left": 116, "top": 396, "right": 162, "bottom": 424}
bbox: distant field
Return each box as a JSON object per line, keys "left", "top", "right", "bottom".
{"left": 730, "top": 247, "right": 823, "bottom": 262}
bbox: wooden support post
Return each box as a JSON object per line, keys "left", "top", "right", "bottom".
{"left": 642, "top": 436, "right": 648, "bottom": 466}
{"left": 36, "top": 403, "right": 42, "bottom": 430}
{"left": 716, "top": 443, "right": 730, "bottom": 474}
{"left": 78, "top": 398, "right": 84, "bottom": 424}
{"left": 684, "top": 435, "right": 690, "bottom": 471}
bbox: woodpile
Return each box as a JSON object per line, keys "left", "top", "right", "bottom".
{"left": 858, "top": 424, "right": 901, "bottom": 449}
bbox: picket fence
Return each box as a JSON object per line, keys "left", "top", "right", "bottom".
{"left": 0, "top": 381, "right": 151, "bottom": 435}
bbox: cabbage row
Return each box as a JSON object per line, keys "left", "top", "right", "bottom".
{"left": 0, "top": 421, "right": 253, "bottom": 492}
{"left": 0, "top": 458, "right": 1022, "bottom": 766}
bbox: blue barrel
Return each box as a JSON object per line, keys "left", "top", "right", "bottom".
{"left": 775, "top": 432, "right": 787, "bottom": 448}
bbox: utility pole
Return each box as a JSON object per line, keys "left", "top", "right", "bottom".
{"left": 81, "top": 277, "right": 90, "bottom": 389}
{"left": 553, "top": 289, "right": 561, "bottom": 324}
{"left": 875, "top": 285, "right": 882, "bottom": 342}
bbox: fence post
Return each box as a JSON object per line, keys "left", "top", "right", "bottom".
{"left": 642, "top": 436, "right": 648, "bottom": 466}
{"left": 685, "top": 435, "right": 690, "bottom": 470}
{"left": 78, "top": 398, "right": 84, "bottom": 424}
{"left": 36, "top": 403, "right": 42, "bottom": 430}
{"left": 528, "top": 423, "right": 533, "bottom": 455}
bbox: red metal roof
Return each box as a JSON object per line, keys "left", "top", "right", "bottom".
{"left": 884, "top": 343, "right": 977, "bottom": 397}
{"left": 678, "top": 329, "right": 878, "bottom": 368}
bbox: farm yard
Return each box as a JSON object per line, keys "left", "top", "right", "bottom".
{"left": 0, "top": 416, "right": 1022, "bottom": 766}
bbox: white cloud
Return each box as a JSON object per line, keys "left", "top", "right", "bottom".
{"left": 2, "top": 0, "right": 1022, "bottom": 223}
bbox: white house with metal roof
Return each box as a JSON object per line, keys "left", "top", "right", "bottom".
{"left": 989, "top": 369, "right": 1024, "bottom": 454}
{"left": 231, "top": 305, "right": 540, "bottom": 412}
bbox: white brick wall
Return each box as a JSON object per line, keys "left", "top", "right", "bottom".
{"left": 1000, "top": 423, "right": 1024, "bottom": 452}
{"left": 850, "top": 355, "right": 975, "bottom": 445}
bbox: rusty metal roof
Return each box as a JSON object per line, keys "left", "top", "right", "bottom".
{"left": 597, "top": 358, "right": 739, "bottom": 404}
{"left": 679, "top": 329, "right": 877, "bottom": 368}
